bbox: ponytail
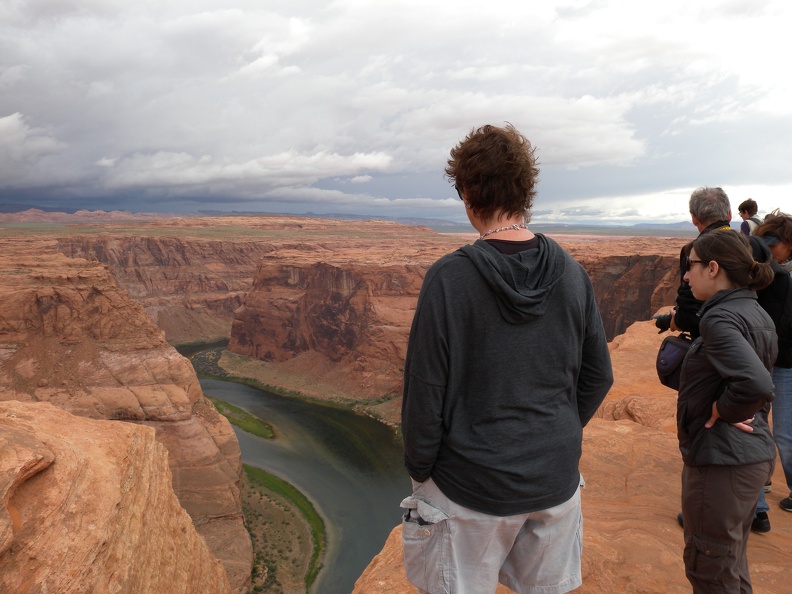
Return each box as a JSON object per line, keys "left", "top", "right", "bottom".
{"left": 747, "top": 260, "right": 775, "bottom": 292}
{"left": 692, "top": 230, "right": 774, "bottom": 291}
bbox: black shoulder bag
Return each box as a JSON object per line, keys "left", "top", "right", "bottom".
{"left": 656, "top": 333, "right": 693, "bottom": 391}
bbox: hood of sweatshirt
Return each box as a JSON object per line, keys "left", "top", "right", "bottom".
{"left": 458, "top": 233, "right": 567, "bottom": 324}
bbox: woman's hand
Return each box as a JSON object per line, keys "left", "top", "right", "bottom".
{"left": 704, "top": 401, "right": 754, "bottom": 433}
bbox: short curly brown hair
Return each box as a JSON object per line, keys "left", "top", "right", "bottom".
{"left": 445, "top": 124, "right": 539, "bottom": 223}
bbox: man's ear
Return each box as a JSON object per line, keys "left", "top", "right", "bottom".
{"left": 691, "top": 214, "right": 701, "bottom": 227}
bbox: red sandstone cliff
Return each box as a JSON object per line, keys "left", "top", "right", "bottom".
{"left": 56, "top": 234, "right": 274, "bottom": 345}
{"left": 0, "top": 399, "right": 232, "bottom": 594}
{"left": 0, "top": 240, "right": 251, "bottom": 592}
{"left": 226, "top": 229, "right": 687, "bottom": 412}
{"left": 229, "top": 259, "right": 424, "bottom": 401}
{"left": 3, "top": 217, "right": 781, "bottom": 592}
{"left": 34, "top": 218, "right": 684, "bottom": 410}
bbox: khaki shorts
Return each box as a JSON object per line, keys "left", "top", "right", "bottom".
{"left": 401, "top": 478, "right": 583, "bottom": 594}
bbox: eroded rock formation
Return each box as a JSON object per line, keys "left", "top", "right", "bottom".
{"left": 229, "top": 259, "right": 424, "bottom": 401}
{"left": 3, "top": 214, "right": 787, "bottom": 592}
{"left": 0, "top": 241, "right": 251, "bottom": 592}
{"left": 0, "top": 399, "right": 231, "bottom": 594}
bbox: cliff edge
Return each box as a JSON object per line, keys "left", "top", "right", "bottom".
{"left": 0, "top": 240, "right": 252, "bottom": 592}
{"left": 0, "top": 399, "right": 231, "bottom": 594}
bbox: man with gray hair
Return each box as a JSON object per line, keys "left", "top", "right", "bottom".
{"left": 665, "top": 186, "right": 732, "bottom": 337}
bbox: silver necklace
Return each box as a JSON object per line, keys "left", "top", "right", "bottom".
{"left": 479, "top": 223, "right": 528, "bottom": 240}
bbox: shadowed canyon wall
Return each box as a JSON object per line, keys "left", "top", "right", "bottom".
{"left": 52, "top": 219, "right": 683, "bottom": 352}
{"left": 0, "top": 240, "right": 251, "bottom": 592}
{"left": 229, "top": 244, "right": 682, "bottom": 405}
{"left": 56, "top": 234, "right": 274, "bottom": 345}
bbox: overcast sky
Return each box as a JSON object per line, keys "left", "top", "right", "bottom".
{"left": 2, "top": 0, "right": 791, "bottom": 224}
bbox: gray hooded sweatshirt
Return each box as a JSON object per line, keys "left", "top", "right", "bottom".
{"left": 402, "top": 234, "right": 613, "bottom": 515}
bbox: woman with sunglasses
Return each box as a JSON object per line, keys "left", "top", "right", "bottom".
{"left": 678, "top": 230, "right": 777, "bottom": 593}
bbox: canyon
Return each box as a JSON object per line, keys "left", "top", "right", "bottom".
{"left": 2, "top": 212, "right": 790, "bottom": 593}
{"left": 49, "top": 215, "right": 686, "bottom": 425}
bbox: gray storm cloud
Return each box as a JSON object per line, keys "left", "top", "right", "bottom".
{"left": 1, "top": 0, "right": 791, "bottom": 221}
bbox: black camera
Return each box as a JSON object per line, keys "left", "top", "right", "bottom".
{"left": 653, "top": 313, "right": 672, "bottom": 333}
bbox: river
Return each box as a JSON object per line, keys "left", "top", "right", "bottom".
{"left": 197, "top": 377, "right": 410, "bottom": 594}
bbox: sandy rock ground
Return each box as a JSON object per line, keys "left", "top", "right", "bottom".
{"left": 0, "top": 234, "right": 251, "bottom": 592}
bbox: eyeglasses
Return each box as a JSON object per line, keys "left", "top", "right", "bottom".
{"left": 454, "top": 184, "right": 463, "bottom": 200}
{"left": 685, "top": 258, "right": 707, "bottom": 271}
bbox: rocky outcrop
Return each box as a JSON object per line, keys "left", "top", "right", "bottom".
{"left": 0, "top": 241, "right": 251, "bottom": 592}
{"left": 0, "top": 399, "right": 231, "bottom": 594}
{"left": 5, "top": 218, "right": 785, "bottom": 592}
{"left": 352, "top": 321, "right": 792, "bottom": 593}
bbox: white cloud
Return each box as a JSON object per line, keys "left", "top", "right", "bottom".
{"left": 0, "top": 113, "right": 67, "bottom": 185}
{"left": 95, "top": 157, "right": 117, "bottom": 167}
{"left": 100, "top": 149, "right": 393, "bottom": 192}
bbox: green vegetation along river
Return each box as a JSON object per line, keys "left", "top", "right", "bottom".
{"left": 198, "top": 377, "right": 410, "bottom": 594}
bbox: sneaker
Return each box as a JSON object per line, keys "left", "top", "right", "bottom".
{"left": 751, "top": 511, "right": 771, "bottom": 533}
{"left": 781, "top": 496, "right": 792, "bottom": 512}
{"left": 764, "top": 480, "right": 772, "bottom": 493}
{"left": 677, "top": 512, "right": 684, "bottom": 528}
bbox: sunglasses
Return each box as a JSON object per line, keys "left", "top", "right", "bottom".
{"left": 685, "top": 257, "right": 707, "bottom": 271}
{"left": 454, "top": 184, "right": 463, "bottom": 200}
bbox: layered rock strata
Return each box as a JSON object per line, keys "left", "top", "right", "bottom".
{"left": 47, "top": 217, "right": 684, "bottom": 350}
{"left": 227, "top": 228, "right": 686, "bottom": 410}
{"left": 0, "top": 399, "right": 232, "bottom": 594}
{"left": 229, "top": 259, "right": 425, "bottom": 402}
{"left": 57, "top": 234, "right": 273, "bottom": 345}
{"left": 22, "top": 217, "right": 684, "bottom": 414}
{"left": 0, "top": 241, "right": 251, "bottom": 592}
